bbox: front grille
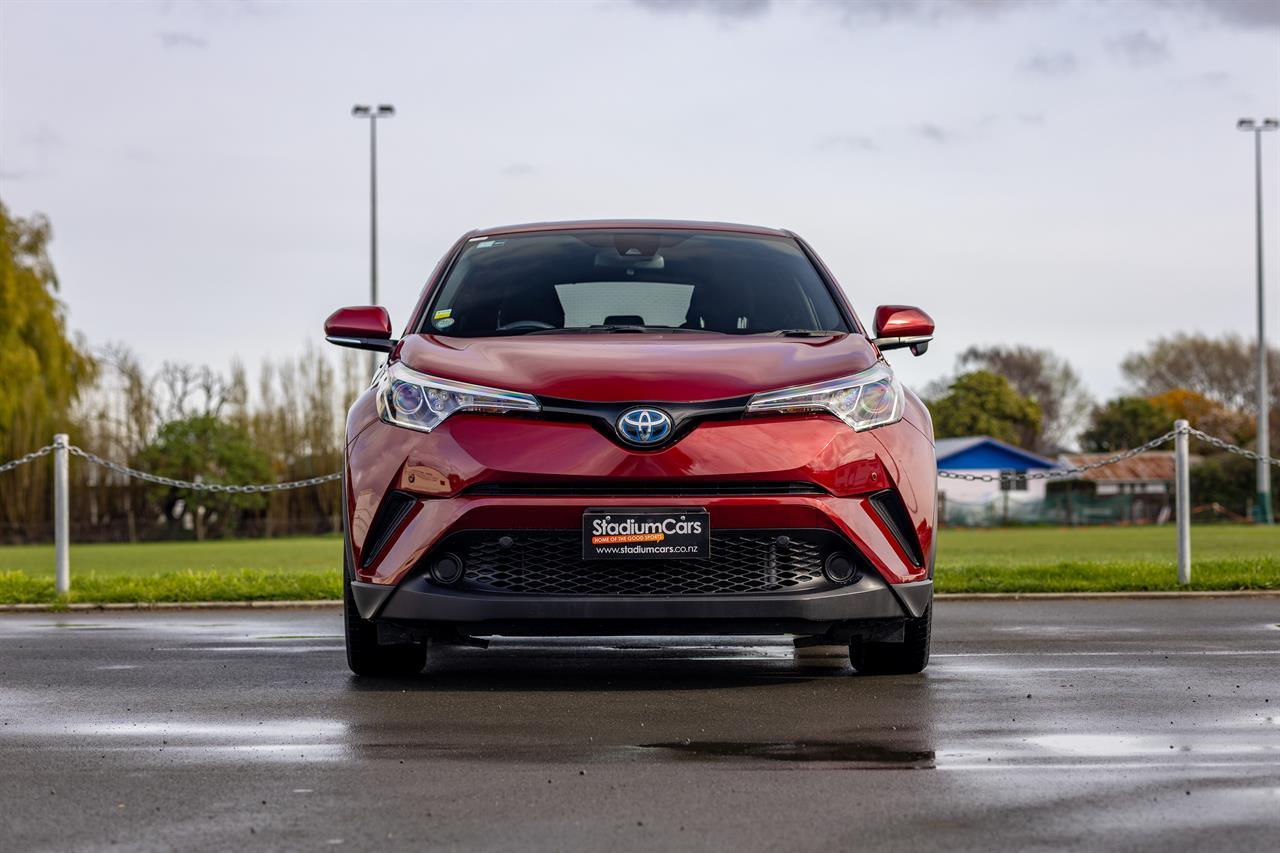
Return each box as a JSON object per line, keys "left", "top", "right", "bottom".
{"left": 461, "top": 481, "right": 826, "bottom": 498}
{"left": 437, "top": 530, "right": 855, "bottom": 596}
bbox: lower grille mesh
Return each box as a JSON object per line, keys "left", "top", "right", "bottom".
{"left": 450, "top": 531, "right": 843, "bottom": 596}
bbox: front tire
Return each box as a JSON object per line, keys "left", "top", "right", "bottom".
{"left": 344, "top": 548, "right": 426, "bottom": 677}
{"left": 851, "top": 605, "right": 931, "bottom": 675}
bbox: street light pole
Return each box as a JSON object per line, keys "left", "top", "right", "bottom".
{"left": 1238, "top": 117, "right": 1278, "bottom": 524}
{"left": 352, "top": 103, "right": 395, "bottom": 376}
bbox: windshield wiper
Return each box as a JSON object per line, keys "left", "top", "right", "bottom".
{"left": 525, "top": 325, "right": 708, "bottom": 335}
{"left": 759, "top": 329, "right": 844, "bottom": 337}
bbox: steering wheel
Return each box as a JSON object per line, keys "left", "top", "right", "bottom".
{"left": 497, "top": 320, "right": 557, "bottom": 331}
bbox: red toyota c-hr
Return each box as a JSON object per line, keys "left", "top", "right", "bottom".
{"left": 326, "top": 220, "right": 937, "bottom": 677}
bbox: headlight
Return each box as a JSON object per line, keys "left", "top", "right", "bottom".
{"left": 745, "top": 363, "right": 905, "bottom": 432}
{"left": 376, "top": 362, "right": 540, "bottom": 433}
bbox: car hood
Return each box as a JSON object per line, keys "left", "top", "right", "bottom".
{"left": 395, "top": 332, "right": 880, "bottom": 402}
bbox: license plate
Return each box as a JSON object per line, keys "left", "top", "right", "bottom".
{"left": 583, "top": 508, "right": 710, "bottom": 561}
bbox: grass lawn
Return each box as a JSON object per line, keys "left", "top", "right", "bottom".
{"left": 935, "top": 525, "right": 1280, "bottom": 593}
{"left": 0, "top": 536, "right": 342, "bottom": 605}
{"left": 0, "top": 526, "right": 1277, "bottom": 604}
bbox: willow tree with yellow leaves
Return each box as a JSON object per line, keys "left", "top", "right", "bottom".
{"left": 0, "top": 201, "right": 96, "bottom": 539}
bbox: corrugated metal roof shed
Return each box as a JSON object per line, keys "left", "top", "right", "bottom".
{"left": 1057, "top": 451, "right": 1184, "bottom": 483}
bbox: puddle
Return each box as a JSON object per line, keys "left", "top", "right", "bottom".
{"left": 20, "top": 719, "right": 346, "bottom": 740}
{"left": 155, "top": 645, "right": 343, "bottom": 654}
{"left": 145, "top": 743, "right": 346, "bottom": 762}
{"left": 1028, "top": 734, "right": 1275, "bottom": 757}
{"left": 93, "top": 720, "right": 344, "bottom": 739}
{"left": 5, "top": 719, "right": 350, "bottom": 764}
{"left": 254, "top": 635, "right": 343, "bottom": 641}
{"left": 638, "top": 740, "right": 935, "bottom": 767}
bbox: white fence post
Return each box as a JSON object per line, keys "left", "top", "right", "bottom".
{"left": 53, "top": 433, "right": 70, "bottom": 596}
{"left": 1174, "top": 419, "right": 1191, "bottom": 586}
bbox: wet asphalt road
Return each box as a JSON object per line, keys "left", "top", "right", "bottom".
{"left": 1, "top": 600, "right": 1278, "bottom": 853}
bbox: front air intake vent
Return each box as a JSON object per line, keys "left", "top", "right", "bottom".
{"left": 361, "top": 491, "right": 417, "bottom": 568}
{"left": 867, "top": 489, "right": 924, "bottom": 568}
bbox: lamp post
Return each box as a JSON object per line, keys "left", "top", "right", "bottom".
{"left": 352, "top": 103, "right": 395, "bottom": 375}
{"left": 1238, "top": 117, "right": 1278, "bottom": 524}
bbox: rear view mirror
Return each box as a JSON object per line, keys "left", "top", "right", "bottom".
{"left": 324, "top": 306, "right": 396, "bottom": 352}
{"left": 872, "top": 305, "right": 934, "bottom": 356}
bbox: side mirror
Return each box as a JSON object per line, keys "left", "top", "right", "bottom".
{"left": 872, "top": 305, "right": 934, "bottom": 356}
{"left": 324, "top": 306, "right": 396, "bottom": 352}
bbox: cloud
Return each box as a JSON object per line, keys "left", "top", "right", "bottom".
{"left": 120, "top": 146, "right": 160, "bottom": 165}
{"left": 0, "top": 168, "right": 41, "bottom": 182}
{"left": 630, "top": 0, "right": 1038, "bottom": 26}
{"left": 23, "top": 125, "right": 65, "bottom": 150}
{"left": 4, "top": 126, "right": 61, "bottom": 181}
{"left": 1019, "top": 50, "right": 1079, "bottom": 76}
{"left": 1160, "top": 0, "right": 1280, "bottom": 29}
{"left": 631, "top": 0, "right": 1279, "bottom": 32}
{"left": 631, "top": 0, "right": 770, "bottom": 19}
{"left": 1107, "top": 30, "right": 1170, "bottom": 66}
{"left": 816, "top": 134, "right": 877, "bottom": 152}
{"left": 158, "top": 31, "right": 209, "bottom": 49}
{"left": 819, "top": 0, "right": 1034, "bottom": 26}
{"left": 499, "top": 162, "right": 537, "bottom": 177}
{"left": 912, "top": 123, "right": 955, "bottom": 144}
{"left": 977, "top": 113, "right": 1047, "bottom": 132}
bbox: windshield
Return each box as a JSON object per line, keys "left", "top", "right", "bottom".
{"left": 421, "top": 230, "right": 851, "bottom": 337}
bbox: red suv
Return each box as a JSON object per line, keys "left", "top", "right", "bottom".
{"left": 326, "top": 221, "right": 937, "bottom": 677}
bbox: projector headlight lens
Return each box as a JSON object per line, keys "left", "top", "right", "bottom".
{"left": 745, "top": 363, "right": 905, "bottom": 432}
{"left": 377, "top": 362, "right": 540, "bottom": 433}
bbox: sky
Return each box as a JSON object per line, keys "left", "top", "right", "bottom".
{"left": 1, "top": 0, "right": 1278, "bottom": 403}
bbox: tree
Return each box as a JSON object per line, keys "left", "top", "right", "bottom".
{"left": 1148, "top": 388, "right": 1253, "bottom": 444}
{"left": 249, "top": 342, "right": 347, "bottom": 536}
{"left": 1079, "top": 397, "right": 1174, "bottom": 452}
{"left": 956, "top": 345, "right": 1089, "bottom": 451}
{"left": 1122, "top": 333, "right": 1279, "bottom": 457}
{"left": 136, "top": 415, "right": 272, "bottom": 540}
{"left": 1190, "top": 452, "right": 1277, "bottom": 521}
{"left": 1122, "top": 333, "right": 1279, "bottom": 413}
{"left": 929, "top": 371, "right": 1043, "bottom": 448}
{"left": 0, "top": 201, "right": 96, "bottom": 537}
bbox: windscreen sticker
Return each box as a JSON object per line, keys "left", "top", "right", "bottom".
{"left": 474, "top": 240, "right": 505, "bottom": 249}
{"left": 435, "top": 318, "right": 455, "bottom": 329}
{"left": 433, "top": 308, "right": 453, "bottom": 320}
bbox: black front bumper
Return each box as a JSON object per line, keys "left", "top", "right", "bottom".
{"left": 351, "top": 574, "right": 932, "bottom": 637}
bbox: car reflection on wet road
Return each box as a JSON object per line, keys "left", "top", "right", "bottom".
{"left": 1, "top": 600, "right": 1277, "bottom": 852}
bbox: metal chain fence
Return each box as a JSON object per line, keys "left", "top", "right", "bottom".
{"left": 0, "top": 427, "right": 1274, "bottom": 488}
{"left": 64, "top": 446, "right": 342, "bottom": 493}
{"left": 0, "top": 422, "right": 1274, "bottom": 593}
{"left": 937, "top": 429, "right": 1189, "bottom": 481}
{"left": 0, "top": 441, "right": 339, "bottom": 491}
{"left": 0, "top": 444, "right": 55, "bottom": 475}
{"left": 1184, "top": 426, "right": 1280, "bottom": 466}
{"left": 941, "top": 425, "right": 1278, "bottom": 481}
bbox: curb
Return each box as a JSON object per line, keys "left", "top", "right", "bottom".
{"left": 935, "top": 589, "right": 1280, "bottom": 601}
{"left": 0, "top": 600, "right": 343, "bottom": 613}
{"left": 1, "top": 589, "right": 1279, "bottom": 612}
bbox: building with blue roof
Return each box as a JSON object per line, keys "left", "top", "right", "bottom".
{"left": 935, "top": 436, "right": 1060, "bottom": 525}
